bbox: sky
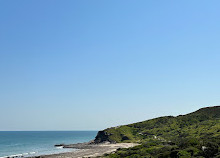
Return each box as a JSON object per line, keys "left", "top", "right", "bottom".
{"left": 0, "top": 0, "right": 220, "bottom": 131}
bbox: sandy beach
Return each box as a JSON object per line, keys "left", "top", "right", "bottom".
{"left": 33, "top": 143, "right": 138, "bottom": 158}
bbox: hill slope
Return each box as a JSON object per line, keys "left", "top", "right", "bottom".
{"left": 95, "top": 106, "right": 220, "bottom": 158}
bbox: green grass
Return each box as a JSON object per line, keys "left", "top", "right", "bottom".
{"left": 96, "top": 106, "right": 220, "bottom": 157}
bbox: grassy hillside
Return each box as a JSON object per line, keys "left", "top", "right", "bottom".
{"left": 95, "top": 106, "right": 220, "bottom": 158}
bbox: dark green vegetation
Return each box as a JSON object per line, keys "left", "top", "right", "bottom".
{"left": 95, "top": 106, "right": 220, "bottom": 158}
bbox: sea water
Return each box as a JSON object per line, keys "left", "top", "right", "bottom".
{"left": 0, "top": 131, "right": 97, "bottom": 157}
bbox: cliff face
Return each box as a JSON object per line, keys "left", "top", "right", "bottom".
{"left": 94, "top": 130, "right": 113, "bottom": 143}
{"left": 94, "top": 106, "right": 220, "bottom": 143}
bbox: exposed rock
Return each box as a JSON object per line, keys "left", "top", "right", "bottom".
{"left": 121, "top": 135, "right": 129, "bottom": 141}
{"left": 54, "top": 143, "right": 65, "bottom": 147}
{"left": 93, "top": 130, "right": 115, "bottom": 143}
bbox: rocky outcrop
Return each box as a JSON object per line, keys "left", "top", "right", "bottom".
{"left": 93, "top": 130, "right": 115, "bottom": 144}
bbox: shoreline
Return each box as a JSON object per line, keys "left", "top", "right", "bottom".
{"left": 30, "top": 142, "right": 139, "bottom": 158}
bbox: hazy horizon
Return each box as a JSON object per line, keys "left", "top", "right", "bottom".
{"left": 0, "top": 106, "right": 218, "bottom": 131}
{"left": 1, "top": 0, "right": 220, "bottom": 131}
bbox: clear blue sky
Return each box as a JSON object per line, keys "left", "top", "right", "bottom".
{"left": 0, "top": 0, "right": 220, "bottom": 131}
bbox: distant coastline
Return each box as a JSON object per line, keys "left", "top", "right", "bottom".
{"left": 1, "top": 106, "right": 219, "bottom": 158}
{"left": 38, "top": 106, "right": 220, "bottom": 158}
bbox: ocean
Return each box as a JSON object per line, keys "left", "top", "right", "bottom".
{"left": 0, "top": 131, "right": 97, "bottom": 157}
